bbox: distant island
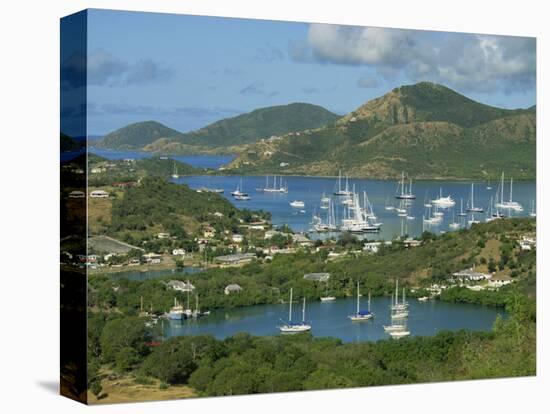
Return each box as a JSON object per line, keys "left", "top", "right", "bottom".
{"left": 95, "top": 82, "right": 536, "bottom": 180}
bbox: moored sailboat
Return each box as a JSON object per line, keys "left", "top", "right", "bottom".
{"left": 348, "top": 282, "right": 373, "bottom": 321}
{"left": 279, "top": 288, "right": 311, "bottom": 333}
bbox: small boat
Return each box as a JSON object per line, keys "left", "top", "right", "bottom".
{"left": 320, "top": 280, "right": 336, "bottom": 302}
{"left": 290, "top": 200, "right": 305, "bottom": 208}
{"left": 486, "top": 179, "right": 492, "bottom": 190}
{"left": 418, "top": 296, "right": 429, "bottom": 302}
{"left": 279, "top": 288, "right": 311, "bottom": 333}
{"left": 348, "top": 282, "right": 373, "bottom": 321}
{"left": 171, "top": 162, "right": 179, "bottom": 179}
{"left": 466, "top": 183, "right": 484, "bottom": 213}
{"left": 389, "top": 330, "right": 410, "bottom": 339}
{"left": 234, "top": 194, "right": 251, "bottom": 201}
{"left": 449, "top": 210, "right": 460, "bottom": 229}
{"left": 383, "top": 324, "right": 406, "bottom": 333}
{"left": 384, "top": 197, "right": 395, "bottom": 211}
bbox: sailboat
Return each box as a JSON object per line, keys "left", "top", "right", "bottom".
{"left": 168, "top": 298, "right": 185, "bottom": 320}
{"left": 279, "top": 288, "right": 311, "bottom": 332}
{"left": 423, "top": 190, "right": 432, "bottom": 208}
{"left": 320, "top": 280, "right": 336, "bottom": 302}
{"left": 395, "top": 172, "right": 416, "bottom": 200}
{"left": 320, "top": 192, "right": 330, "bottom": 209}
{"left": 171, "top": 162, "right": 179, "bottom": 179}
{"left": 231, "top": 178, "right": 249, "bottom": 198}
{"left": 495, "top": 172, "right": 523, "bottom": 212}
{"left": 389, "top": 328, "right": 411, "bottom": 338}
{"left": 348, "top": 282, "right": 373, "bottom": 321}
{"left": 458, "top": 198, "right": 467, "bottom": 217}
{"left": 383, "top": 286, "right": 408, "bottom": 333}
{"left": 334, "top": 170, "right": 353, "bottom": 196}
{"left": 468, "top": 213, "right": 480, "bottom": 226}
{"left": 466, "top": 183, "right": 484, "bottom": 213}
{"left": 384, "top": 197, "right": 395, "bottom": 211}
{"left": 486, "top": 179, "right": 492, "bottom": 190}
{"left": 390, "top": 281, "right": 409, "bottom": 318}
{"left": 449, "top": 210, "right": 460, "bottom": 229}
{"left": 261, "top": 175, "right": 288, "bottom": 193}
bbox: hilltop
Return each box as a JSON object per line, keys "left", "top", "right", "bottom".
{"left": 228, "top": 82, "right": 535, "bottom": 180}
{"left": 96, "top": 121, "right": 184, "bottom": 150}
{"left": 96, "top": 103, "right": 339, "bottom": 152}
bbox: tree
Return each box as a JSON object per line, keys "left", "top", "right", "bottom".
{"left": 99, "top": 317, "right": 151, "bottom": 363}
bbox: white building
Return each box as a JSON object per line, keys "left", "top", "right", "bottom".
{"left": 172, "top": 249, "right": 186, "bottom": 256}
{"left": 232, "top": 234, "right": 244, "bottom": 243}
{"left": 224, "top": 284, "right": 243, "bottom": 295}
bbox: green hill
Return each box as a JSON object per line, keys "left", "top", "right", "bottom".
{"left": 98, "top": 103, "right": 339, "bottom": 152}
{"left": 229, "top": 82, "right": 536, "bottom": 180}
{"left": 97, "top": 121, "right": 184, "bottom": 150}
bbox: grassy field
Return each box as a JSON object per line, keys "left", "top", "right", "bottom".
{"left": 88, "top": 369, "right": 196, "bottom": 404}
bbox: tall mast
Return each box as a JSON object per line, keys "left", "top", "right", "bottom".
{"left": 510, "top": 177, "right": 513, "bottom": 202}
{"left": 289, "top": 288, "right": 293, "bottom": 322}
{"left": 356, "top": 281, "right": 360, "bottom": 314}
{"left": 368, "top": 292, "right": 371, "bottom": 312}
{"left": 302, "top": 297, "right": 306, "bottom": 322}
{"left": 501, "top": 172, "right": 505, "bottom": 204}
{"left": 409, "top": 178, "right": 413, "bottom": 196}
{"left": 401, "top": 172, "right": 405, "bottom": 196}
{"left": 396, "top": 279, "right": 399, "bottom": 306}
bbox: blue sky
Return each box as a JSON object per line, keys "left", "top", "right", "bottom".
{"left": 71, "top": 9, "right": 536, "bottom": 135}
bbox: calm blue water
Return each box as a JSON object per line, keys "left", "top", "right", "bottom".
{"left": 177, "top": 175, "right": 536, "bottom": 239}
{"left": 89, "top": 148, "right": 235, "bottom": 170}
{"left": 109, "top": 266, "right": 203, "bottom": 282}
{"left": 165, "top": 297, "right": 505, "bottom": 343}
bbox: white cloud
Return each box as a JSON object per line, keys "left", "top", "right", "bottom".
{"left": 294, "top": 24, "right": 535, "bottom": 93}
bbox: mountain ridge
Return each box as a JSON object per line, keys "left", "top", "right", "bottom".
{"left": 227, "top": 82, "right": 536, "bottom": 180}
{"left": 96, "top": 103, "right": 339, "bottom": 151}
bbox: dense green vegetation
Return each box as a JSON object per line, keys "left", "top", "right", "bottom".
{"left": 229, "top": 82, "right": 536, "bottom": 179}
{"left": 87, "top": 288, "right": 535, "bottom": 398}
{"left": 97, "top": 103, "right": 339, "bottom": 152}
{"left": 100, "top": 176, "right": 268, "bottom": 251}
{"left": 87, "top": 218, "right": 536, "bottom": 398}
{"left": 88, "top": 218, "right": 535, "bottom": 314}
{"left": 88, "top": 155, "right": 203, "bottom": 187}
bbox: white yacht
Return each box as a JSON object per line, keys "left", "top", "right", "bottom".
{"left": 290, "top": 200, "right": 305, "bottom": 208}
{"left": 495, "top": 173, "right": 523, "bottom": 212}
{"left": 432, "top": 187, "right": 456, "bottom": 208}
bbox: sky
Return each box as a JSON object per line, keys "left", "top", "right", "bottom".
{"left": 61, "top": 9, "right": 536, "bottom": 136}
